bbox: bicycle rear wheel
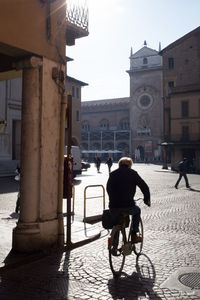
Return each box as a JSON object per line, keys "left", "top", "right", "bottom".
{"left": 108, "top": 227, "right": 126, "bottom": 277}
{"left": 133, "top": 218, "right": 143, "bottom": 256}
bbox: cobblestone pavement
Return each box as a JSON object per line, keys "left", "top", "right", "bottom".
{"left": 0, "top": 164, "right": 200, "bottom": 299}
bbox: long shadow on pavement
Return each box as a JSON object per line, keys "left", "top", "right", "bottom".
{"left": 108, "top": 253, "right": 162, "bottom": 299}
{"left": 188, "top": 187, "right": 200, "bottom": 193}
{"left": 0, "top": 250, "right": 71, "bottom": 299}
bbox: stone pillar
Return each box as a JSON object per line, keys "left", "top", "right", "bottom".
{"left": 20, "top": 59, "right": 41, "bottom": 223}
{"left": 13, "top": 57, "right": 64, "bottom": 252}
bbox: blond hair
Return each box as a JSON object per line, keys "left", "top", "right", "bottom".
{"left": 118, "top": 157, "right": 133, "bottom": 168}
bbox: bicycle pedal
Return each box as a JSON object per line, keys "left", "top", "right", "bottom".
{"left": 122, "top": 242, "right": 132, "bottom": 255}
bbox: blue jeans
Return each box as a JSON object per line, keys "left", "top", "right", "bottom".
{"left": 110, "top": 205, "right": 141, "bottom": 233}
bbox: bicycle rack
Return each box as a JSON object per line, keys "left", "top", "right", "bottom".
{"left": 72, "top": 184, "right": 75, "bottom": 216}
{"left": 83, "top": 184, "right": 105, "bottom": 224}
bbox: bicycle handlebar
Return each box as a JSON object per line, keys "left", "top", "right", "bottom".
{"left": 135, "top": 197, "right": 151, "bottom": 207}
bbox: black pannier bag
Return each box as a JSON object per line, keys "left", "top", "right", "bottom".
{"left": 102, "top": 209, "right": 130, "bottom": 229}
{"left": 102, "top": 209, "right": 114, "bottom": 229}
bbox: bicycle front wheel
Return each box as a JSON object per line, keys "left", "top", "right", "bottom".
{"left": 133, "top": 218, "right": 144, "bottom": 256}
{"left": 108, "top": 227, "right": 126, "bottom": 277}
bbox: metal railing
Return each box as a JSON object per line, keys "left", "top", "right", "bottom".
{"left": 83, "top": 185, "right": 105, "bottom": 224}
{"left": 66, "top": 0, "right": 88, "bottom": 31}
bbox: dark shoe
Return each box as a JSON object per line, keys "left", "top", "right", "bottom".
{"left": 175, "top": 185, "right": 178, "bottom": 189}
{"left": 131, "top": 233, "right": 142, "bottom": 244}
{"left": 111, "top": 248, "right": 120, "bottom": 256}
{"left": 186, "top": 185, "right": 191, "bottom": 188}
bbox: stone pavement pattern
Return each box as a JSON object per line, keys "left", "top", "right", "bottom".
{"left": 0, "top": 164, "right": 200, "bottom": 299}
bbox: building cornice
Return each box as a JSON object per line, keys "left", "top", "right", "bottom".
{"left": 160, "top": 26, "right": 200, "bottom": 54}
{"left": 81, "top": 97, "right": 130, "bottom": 107}
{"left": 66, "top": 75, "right": 88, "bottom": 86}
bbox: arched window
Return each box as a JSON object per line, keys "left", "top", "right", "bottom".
{"left": 99, "top": 119, "right": 109, "bottom": 130}
{"left": 82, "top": 120, "right": 90, "bottom": 131}
{"left": 143, "top": 57, "right": 148, "bottom": 64}
{"left": 119, "top": 118, "right": 129, "bottom": 130}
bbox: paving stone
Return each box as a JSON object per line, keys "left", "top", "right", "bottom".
{"left": 1, "top": 165, "right": 200, "bottom": 299}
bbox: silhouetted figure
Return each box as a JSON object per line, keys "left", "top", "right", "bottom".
{"left": 106, "top": 157, "right": 113, "bottom": 174}
{"left": 175, "top": 158, "right": 190, "bottom": 189}
{"left": 107, "top": 157, "right": 150, "bottom": 245}
{"left": 94, "top": 156, "right": 101, "bottom": 173}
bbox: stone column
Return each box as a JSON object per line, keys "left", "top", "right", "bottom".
{"left": 12, "top": 57, "right": 43, "bottom": 251}
{"left": 20, "top": 58, "right": 41, "bottom": 223}
{"left": 12, "top": 57, "right": 64, "bottom": 252}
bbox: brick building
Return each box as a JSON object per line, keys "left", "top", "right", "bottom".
{"left": 161, "top": 26, "right": 200, "bottom": 173}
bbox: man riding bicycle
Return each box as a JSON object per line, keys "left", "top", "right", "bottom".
{"left": 106, "top": 157, "right": 151, "bottom": 243}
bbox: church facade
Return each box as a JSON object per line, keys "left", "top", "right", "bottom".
{"left": 81, "top": 43, "right": 163, "bottom": 162}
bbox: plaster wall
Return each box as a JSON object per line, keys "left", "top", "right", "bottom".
{"left": 39, "top": 58, "right": 61, "bottom": 220}
{"left": 0, "top": 0, "right": 66, "bottom": 62}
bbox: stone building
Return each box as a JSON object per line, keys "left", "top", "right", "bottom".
{"left": 161, "top": 26, "right": 200, "bottom": 173}
{"left": 65, "top": 75, "right": 88, "bottom": 147}
{"left": 81, "top": 97, "right": 130, "bottom": 161}
{"left": 81, "top": 42, "right": 163, "bottom": 162}
{"left": 127, "top": 42, "right": 163, "bottom": 162}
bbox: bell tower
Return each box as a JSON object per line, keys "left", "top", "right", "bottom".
{"left": 126, "top": 42, "right": 163, "bottom": 162}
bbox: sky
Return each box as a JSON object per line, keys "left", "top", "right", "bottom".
{"left": 66, "top": 0, "right": 200, "bottom": 101}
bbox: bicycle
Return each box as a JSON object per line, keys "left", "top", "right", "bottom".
{"left": 108, "top": 199, "right": 144, "bottom": 277}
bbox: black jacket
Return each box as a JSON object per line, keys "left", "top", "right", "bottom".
{"left": 106, "top": 165, "right": 150, "bottom": 208}
{"left": 178, "top": 160, "right": 188, "bottom": 173}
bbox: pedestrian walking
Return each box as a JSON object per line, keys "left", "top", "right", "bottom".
{"left": 106, "top": 156, "right": 113, "bottom": 174}
{"left": 175, "top": 157, "right": 190, "bottom": 189}
{"left": 94, "top": 156, "right": 101, "bottom": 173}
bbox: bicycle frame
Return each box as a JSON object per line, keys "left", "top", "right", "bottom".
{"left": 108, "top": 211, "right": 144, "bottom": 277}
